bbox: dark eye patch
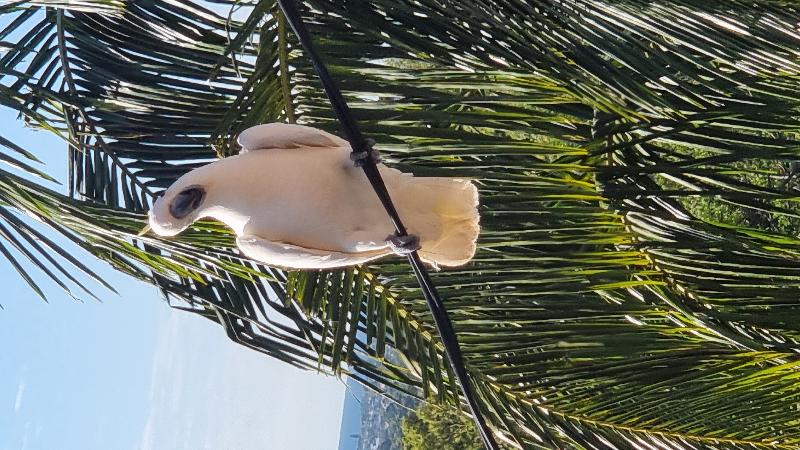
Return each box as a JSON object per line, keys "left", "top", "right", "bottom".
{"left": 169, "top": 187, "right": 204, "bottom": 219}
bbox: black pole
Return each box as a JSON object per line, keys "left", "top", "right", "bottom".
{"left": 275, "top": 2, "right": 499, "bottom": 449}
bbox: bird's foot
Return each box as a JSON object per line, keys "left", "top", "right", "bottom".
{"left": 350, "top": 138, "right": 381, "bottom": 167}
{"left": 386, "top": 233, "right": 420, "bottom": 255}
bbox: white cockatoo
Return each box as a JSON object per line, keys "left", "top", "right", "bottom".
{"left": 146, "top": 123, "right": 480, "bottom": 270}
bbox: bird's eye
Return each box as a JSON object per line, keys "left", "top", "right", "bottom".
{"left": 169, "top": 187, "right": 205, "bottom": 219}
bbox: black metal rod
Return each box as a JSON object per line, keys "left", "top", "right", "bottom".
{"left": 275, "top": 2, "right": 499, "bottom": 449}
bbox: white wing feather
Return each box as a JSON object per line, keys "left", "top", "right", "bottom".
{"left": 236, "top": 235, "right": 390, "bottom": 270}
{"left": 237, "top": 123, "right": 350, "bottom": 152}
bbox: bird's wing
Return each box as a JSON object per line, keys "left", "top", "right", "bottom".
{"left": 236, "top": 235, "right": 389, "bottom": 270}
{"left": 237, "top": 123, "right": 350, "bottom": 153}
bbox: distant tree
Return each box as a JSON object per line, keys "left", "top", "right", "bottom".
{"left": 401, "top": 401, "right": 482, "bottom": 450}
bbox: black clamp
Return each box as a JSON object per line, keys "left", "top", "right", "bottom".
{"left": 350, "top": 138, "right": 381, "bottom": 167}
{"left": 386, "top": 232, "right": 421, "bottom": 254}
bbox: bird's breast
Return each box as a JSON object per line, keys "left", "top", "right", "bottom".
{"left": 220, "top": 150, "right": 392, "bottom": 252}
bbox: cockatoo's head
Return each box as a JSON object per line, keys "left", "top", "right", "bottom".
{"left": 147, "top": 173, "right": 209, "bottom": 237}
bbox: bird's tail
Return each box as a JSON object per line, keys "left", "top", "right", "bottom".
{"left": 392, "top": 175, "right": 480, "bottom": 267}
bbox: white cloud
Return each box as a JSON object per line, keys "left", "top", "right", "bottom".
{"left": 138, "top": 311, "right": 185, "bottom": 450}
{"left": 138, "top": 409, "right": 156, "bottom": 450}
{"left": 135, "top": 308, "right": 345, "bottom": 450}
{"left": 147, "top": 311, "right": 183, "bottom": 403}
{"left": 14, "top": 380, "right": 26, "bottom": 412}
{"left": 20, "top": 421, "right": 32, "bottom": 450}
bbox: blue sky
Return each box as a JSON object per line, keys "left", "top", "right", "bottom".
{"left": 0, "top": 104, "right": 346, "bottom": 448}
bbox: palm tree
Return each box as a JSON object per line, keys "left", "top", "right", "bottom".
{"left": 3, "top": 0, "right": 800, "bottom": 448}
